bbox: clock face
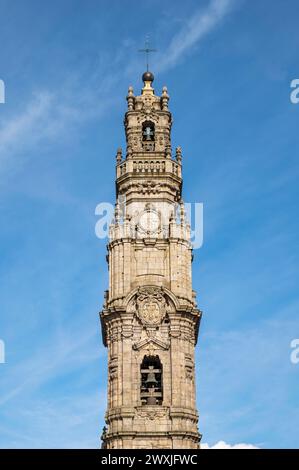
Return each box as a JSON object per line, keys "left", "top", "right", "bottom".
{"left": 138, "top": 209, "right": 160, "bottom": 234}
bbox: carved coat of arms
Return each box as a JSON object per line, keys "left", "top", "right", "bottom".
{"left": 136, "top": 287, "right": 167, "bottom": 325}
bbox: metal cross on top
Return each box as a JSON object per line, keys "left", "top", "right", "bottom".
{"left": 138, "top": 37, "right": 157, "bottom": 71}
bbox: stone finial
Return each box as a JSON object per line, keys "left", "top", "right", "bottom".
{"left": 169, "top": 210, "right": 175, "bottom": 222}
{"left": 126, "top": 86, "right": 134, "bottom": 111}
{"left": 103, "top": 290, "right": 109, "bottom": 308}
{"left": 142, "top": 71, "right": 154, "bottom": 84}
{"left": 141, "top": 72, "right": 155, "bottom": 96}
{"left": 126, "top": 144, "right": 132, "bottom": 160}
{"left": 101, "top": 426, "right": 107, "bottom": 448}
{"left": 166, "top": 144, "right": 172, "bottom": 159}
{"left": 116, "top": 147, "right": 122, "bottom": 163}
{"left": 180, "top": 199, "right": 185, "bottom": 224}
{"left": 161, "top": 86, "right": 169, "bottom": 111}
{"left": 115, "top": 200, "right": 120, "bottom": 224}
{"left": 175, "top": 146, "right": 182, "bottom": 163}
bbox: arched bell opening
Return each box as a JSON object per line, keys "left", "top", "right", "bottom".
{"left": 142, "top": 121, "right": 155, "bottom": 141}
{"left": 140, "top": 355, "right": 163, "bottom": 405}
{"left": 142, "top": 121, "right": 155, "bottom": 151}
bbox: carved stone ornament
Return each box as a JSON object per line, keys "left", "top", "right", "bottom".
{"left": 108, "top": 356, "right": 118, "bottom": 380}
{"left": 185, "top": 354, "right": 194, "bottom": 380}
{"left": 136, "top": 287, "right": 167, "bottom": 325}
{"left": 135, "top": 406, "right": 169, "bottom": 421}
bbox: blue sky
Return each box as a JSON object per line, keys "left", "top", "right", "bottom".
{"left": 0, "top": 0, "right": 298, "bottom": 448}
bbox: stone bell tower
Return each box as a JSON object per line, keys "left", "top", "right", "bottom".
{"left": 100, "top": 71, "right": 202, "bottom": 449}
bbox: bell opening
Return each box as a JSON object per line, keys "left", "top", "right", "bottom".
{"left": 140, "top": 355, "right": 163, "bottom": 405}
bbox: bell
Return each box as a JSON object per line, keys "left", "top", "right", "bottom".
{"left": 143, "top": 126, "right": 153, "bottom": 141}
{"left": 145, "top": 366, "right": 158, "bottom": 386}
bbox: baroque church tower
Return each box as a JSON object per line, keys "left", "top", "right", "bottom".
{"left": 100, "top": 71, "right": 202, "bottom": 449}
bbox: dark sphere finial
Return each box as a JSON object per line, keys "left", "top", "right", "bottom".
{"left": 142, "top": 71, "right": 154, "bottom": 83}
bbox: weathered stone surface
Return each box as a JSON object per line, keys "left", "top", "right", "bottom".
{"left": 100, "top": 73, "right": 202, "bottom": 449}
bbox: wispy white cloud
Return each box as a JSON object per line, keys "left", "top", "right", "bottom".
{"left": 0, "top": 92, "right": 51, "bottom": 165}
{"left": 0, "top": 391, "right": 106, "bottom": 449}
{"left": 0, "top": 322, "right": 104, "bottom": 407}
{"left": 201, "top": 440, "right": 259, "bottom": 449}
{"left": 0, "top": 71, "right": 118, "bottom": 179}
{"left": 157, "top": 0, "right": 235, "bottom": 72}
{"left": 0, "top": 0, "right": 237, "bottom": 181}
{"left": 0, "top": 91, "right": 80, "bottom": 177}
{"left": 198, "top": 310, "right": 299, "bottom": 448}
{"left": 0, "top": 315, "right": 106, "bottom": 448}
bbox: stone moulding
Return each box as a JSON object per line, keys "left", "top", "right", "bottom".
{"left": 132, "top": 337, "right": 169, "bottom": 351}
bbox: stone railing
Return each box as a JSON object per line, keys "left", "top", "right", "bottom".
{"left": 117, "top": 158, "right": 181, "bottom": 179}
{"left": 133, "top": 160, "right": 165, "bottom": 173}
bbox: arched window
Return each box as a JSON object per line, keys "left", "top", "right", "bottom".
{"left": 140, "top": 355, "right": 163, "bottom": 405}
{"left": 142, "top": 121, "right": 155, "bottom": 141}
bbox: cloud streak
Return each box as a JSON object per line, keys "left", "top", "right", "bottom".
{"left": 0, "top": 91, "right": 81, "bottom": 178}
{"left": 0, "top": 92, "right": 52, "bottom": 167}
{"left": 158, "top": 0, "right": 235, "bottom": 71}
{"left": 0, "top": 71, "right": 118, "bottom": 179}
{"left": 0, "top": 0, "right": 236, "bottom": 181}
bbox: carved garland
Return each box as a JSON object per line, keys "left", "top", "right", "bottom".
{"left": 135, "top": 406, "right": 169, "bottom": 420}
